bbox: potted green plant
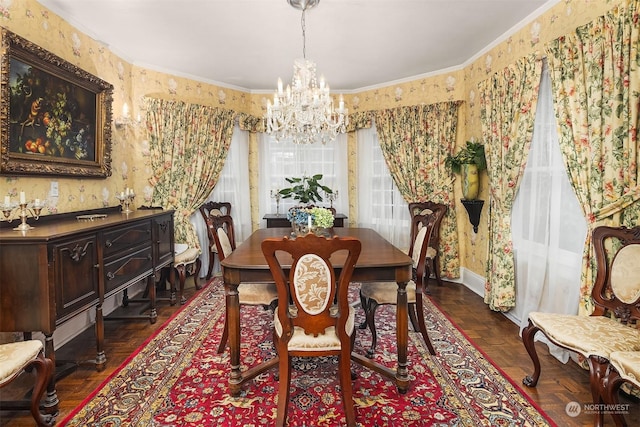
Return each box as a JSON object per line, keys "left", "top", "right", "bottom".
{"left": 445, "top": 141, "right": 487, "bottom": 200}
{"left": 278, "top": 174, "right": 333, "bottom": 204}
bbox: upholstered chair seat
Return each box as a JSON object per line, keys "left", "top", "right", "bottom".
{"left": 239, "top": 282, "right": 278, "bottom": 305}
{"left": 274, "top": 306, "right": 355, "bottom": 351}
{"left": 522, "top": 225, "right": 640, "bottom": 427}
{"left": 610, "top": 351, "right": 640, "bottom": 386}
{"left": 360, "top": 280, "right": 417, "bottom": 305}
{"left": 602, "top": 351, "right": 640, "bottom": 427}
{"left": 171, "top": 246, "right": 202, "bottom": 304}
{"left": 527, "top": 313, "right": 640, "bottom": 357}
{"left": 0, "top": 340, "right": 55, "bottom": 426}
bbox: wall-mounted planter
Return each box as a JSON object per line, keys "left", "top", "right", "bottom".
{"left": 461, "top": 199, "right": 484, "bottom": 233}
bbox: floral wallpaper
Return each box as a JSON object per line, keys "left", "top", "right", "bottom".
{"left": 0, "top": 0, "right": 625, "bottom": 280}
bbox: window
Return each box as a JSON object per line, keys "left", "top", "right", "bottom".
{"left": 258, "top": 133, "right": 348, "bottom": 224}
{"left": 510, "top": 65, "right": 587, "bottom": 362}
{"left": 357, "top": 123, "right": 410, "bottom": 249}
{"left": 191, "top": 125, "right": 251, "bottom": 277}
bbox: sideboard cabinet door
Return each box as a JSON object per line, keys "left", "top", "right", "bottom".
{"left": 153, "top": 213, "right": 174, "bottom": 270}
{"left": 52, "top": 235, "right": 100, "bottom": 324}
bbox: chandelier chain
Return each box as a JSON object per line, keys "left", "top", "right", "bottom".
{"left": 265, "top": 0, "right": 348, "bottom": 144}
{"left": 301, "top": 9, "right": 306, "bottom": 59}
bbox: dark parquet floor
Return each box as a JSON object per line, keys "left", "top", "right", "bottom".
{"left": 1, "top": 277, "right": 638, "bottom": 426}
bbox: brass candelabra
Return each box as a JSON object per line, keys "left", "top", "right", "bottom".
{"left": 1, "top": 201, "right": 45, "bottom": 231}
{"left": 326, "top": 190, "right": 339, "bottom": 209}
{"left": 116, "top": 188, "right": 136, "bottom": 213}
{"left": 270, "top": 189, "right": 282, "bottom": 216}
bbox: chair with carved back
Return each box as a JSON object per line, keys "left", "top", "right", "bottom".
{"left": 408, "top": 201, "right": 448, "bottom": 287}
{"left": 359, "top": 213, "right": 438, "bottom": 357}
{"left": 601, "top": 350, "right": 640, "bottom": 427}
{"left": 139, "top": 205, "right": 201, "bottom": 305}
{"left": 0, "top": 340, "right": 56, "bottom": 426}
{"left": 199, "top": 201, "right": 232, "bottom": 280}
{"left": 261, "top": 233, "right": 362, "bottom": 427}
{"left": 209, "top": 214, "right": 278, "bottom": 354}
{"left": 521, "top": 225, "right": 640, "bottom": 427}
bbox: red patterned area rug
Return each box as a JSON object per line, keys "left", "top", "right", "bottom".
{"left": 60, "top": 278, "right": 556, "bottom": 426}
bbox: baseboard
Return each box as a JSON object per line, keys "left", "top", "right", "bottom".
{"left": 447, "top": 267, "right": 485, "bottom": 298}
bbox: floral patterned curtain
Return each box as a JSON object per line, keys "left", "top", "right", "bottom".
{"left": 373, "top": 102, "right": 461, "bottom": 279}
{"left": 545, "top": 0, "right": 640, "bottom": 315}
{"left": 145, "top": 98, "right": 235, "bottom": 248}
{"left": 478, "top": 54, "right": 543, "bottom": 311}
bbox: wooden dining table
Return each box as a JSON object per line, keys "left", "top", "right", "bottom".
{"left": 220, "top": 227, "right": 414, "bottom": 396}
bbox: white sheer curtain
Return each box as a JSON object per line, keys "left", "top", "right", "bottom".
{"left": 257, "top": 133, "right": 348, "bottom": 224}
{"left": 191, "top": 124, "right": 251, "bottom": 278}
{"left": 357, "top": 123, "right": 410, "bottom": 250}
{"left": 510, "top": 65, "right": 587, "bottom": 362}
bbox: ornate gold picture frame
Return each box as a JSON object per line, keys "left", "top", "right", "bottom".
{"left": 1, "top": 28, "right": 113, "bottom": 178}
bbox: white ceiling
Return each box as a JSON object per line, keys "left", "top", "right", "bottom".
{"left": 36, "top": 0, "right": 556, "bottom": 93}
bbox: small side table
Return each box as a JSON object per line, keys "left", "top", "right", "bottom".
{"left": 263, "top": 213, "right": 348, "bottom": 228}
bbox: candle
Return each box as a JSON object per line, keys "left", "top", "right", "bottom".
{"left": 122, "top": 103, "right": 129, "bottom": 118}
{"left": 4, "top": 195, "right": 9, "bottom": 206}
{"left": 125, "top": 188, "right": 130, "bottom": 196}
{"left": 120, "top": 192, "right": 125, "bottom": 199}
{"left": 19, "top": 191, "right": 26, "bottom": 204}
{"left": 308, "top": 214, "right": 312, "bottom": 229}
{"left": 34, "top": 198, "right": 40, "bottom": 206}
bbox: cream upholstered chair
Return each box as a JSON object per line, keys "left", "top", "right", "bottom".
{"left": 170, "top": 243, "right": 202, "bottom": 305}
{"left": 359, "top": 213, "right": 438, "bottom": 357}
{"left": 602, "top": 351, "right": 640, "bottom": 427}
{"left": 0, "top": 340, "right": 55, "bottom": 426}
{"left": 199, "top": 201, "right": 231, "bottom": 280}
{"left": 261, "top": 233, "right": 362, "bottom": 427}
{"left": 407, "top": 201, "right": 448, "bottom": 287}
{"left": 522, "top": 225, "right": 640, "bottom": 427}
{"left": 209, "top": 214, "right": 278, "bottom": 354}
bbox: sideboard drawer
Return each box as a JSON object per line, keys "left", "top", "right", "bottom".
{"left": 103, "top": 245, "right": 153, "bottom": 296}
{"left": 101, "top": 221, "right": 152, "bottom": 258}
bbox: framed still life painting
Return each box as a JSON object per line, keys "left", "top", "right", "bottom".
{"left": 0, "top": 28, "right": 114, "bottom": 178}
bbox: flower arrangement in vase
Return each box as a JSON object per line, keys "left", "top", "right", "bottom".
{"left": 287, "top": 206, "right": 335, "bottom": 236}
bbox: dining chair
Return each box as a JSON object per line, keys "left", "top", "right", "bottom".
{"left": 359, "top": 213, "right": 437, "bottom": 357}
{"left": 261, "top": 233, "right": 362, "bottom": 427}
{"left": 209, "top": 214, "right": 278, "bottom": 354}
{"left": 407, "top": 202, "right": 448, "bottom": 287}
{"left": 170, "top": 243, "right": 202, "bottom": 305}
{"left": 199, "top": 201, "right": 232, "bottom": 280}
{"left": 521, "top": 225, "right": 640, "bottom": 427}
{"left": 0, "top": 340, "right": 56, "bottom": 426}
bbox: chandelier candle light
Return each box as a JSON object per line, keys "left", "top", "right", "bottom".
{"left": 265, "top": 0, "right": 348, "bottom": 144}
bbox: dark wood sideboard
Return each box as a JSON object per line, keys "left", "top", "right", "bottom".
{"left": 263, "top": 213, "right": 347, "bottom": 228}
{"left": 0, "top": 207, "right": 174, "bottom": 411}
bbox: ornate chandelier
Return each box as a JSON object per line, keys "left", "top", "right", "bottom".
{"left": 265, "top": 0, "right": 348, "bottom": 144}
